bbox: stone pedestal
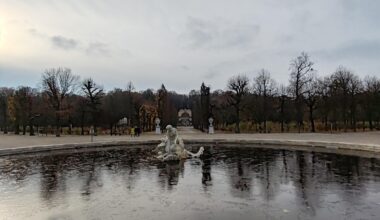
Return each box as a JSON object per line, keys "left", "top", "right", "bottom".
{"left": 155, "top": 126, "right": 161, "bottom": 134}
{"left": 155, "top": 118, "right": 161, "bottom": 134}
{"left": 208, "top": 126, "right": 214, "bottom": 134}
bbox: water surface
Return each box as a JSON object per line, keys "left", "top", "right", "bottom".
{"left": 1, "top": 146, "right": 380, "bottom": 220}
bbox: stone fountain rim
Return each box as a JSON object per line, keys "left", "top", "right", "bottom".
{"left": 0, "top": 139, "right": 380, "bottom": 158}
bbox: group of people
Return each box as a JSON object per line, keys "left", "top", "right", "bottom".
{"left": 130, "top": 126, "right": 141, "bottom": 137}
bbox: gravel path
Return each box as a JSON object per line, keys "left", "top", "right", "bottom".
{"left": 0, "top": 129, "right": 379, "bottom": 148}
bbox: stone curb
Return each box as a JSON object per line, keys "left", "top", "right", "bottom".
{"left": 0, "top": 138, "right": 379, "bottom": 157}
{"left": 0, "top": 140, "right": 159, "bottom": 157}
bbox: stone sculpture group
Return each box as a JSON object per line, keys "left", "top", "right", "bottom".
{"left": 154, "top": 125, "right": 204, "bottom": 161}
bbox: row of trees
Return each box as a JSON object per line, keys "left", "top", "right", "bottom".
{"left": 1, "top": 52, "right": 379, "bottom": 136}
{"left": 190, "top": 52, "right": 380, "bottom": 133}
{"left": 0, "top": 68, "right": 187, "bottom": 136}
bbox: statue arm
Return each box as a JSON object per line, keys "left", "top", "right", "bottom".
{"left": 178, "top": 138, "right": 184, "bottom": 148}
{"left": 154, "top": 138, "right": 167, "bottom": 153}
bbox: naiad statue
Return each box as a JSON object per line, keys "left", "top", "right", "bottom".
{"left": 154, "top": 125, "right": 204, "bottom": 161}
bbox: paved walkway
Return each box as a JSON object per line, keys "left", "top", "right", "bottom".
{"left": 0, "top": 129, "right": 379, "bottom": 149}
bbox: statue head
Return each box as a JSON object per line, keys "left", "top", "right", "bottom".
{"left": 155, "top": 118, "right": 160, "bottom": 125}
{"left": 165, "top": 125, "right": 177, "bottom": 138}
{"left": 208, "top": 117, "right": 214, "bottom": 125}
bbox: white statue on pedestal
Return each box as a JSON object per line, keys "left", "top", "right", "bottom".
{"left": 155, "top": 118, "right": 161, "bottom": 134}
{"left": 154, "top": 125, "right": 204, "bottom": 161}
{"left": 208, "top": 117, "right": 214, "bottom": 134}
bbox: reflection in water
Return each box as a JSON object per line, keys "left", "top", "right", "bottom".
{"left": 157, "top": 160, "right": 184, "bottom": 190}
{"left": 39, "top": 157, "right": 62, "bottom": 203}
{"left": 201, "top": 146, "right": 212, "bottom": 187}
{"left": 1, "top": 146, "right": 380, "bottom": 219}
{"left": 81, "top": 157, "right": 100, "bottom": 198}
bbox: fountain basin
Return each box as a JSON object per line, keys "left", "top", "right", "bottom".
{"left": 1, "top": 138, "right": 380, "bottom": 157}
{"left": 1, "top": 145, "right": 380, "bottom": 220}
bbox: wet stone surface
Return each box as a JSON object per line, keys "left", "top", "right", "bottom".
{"left": 1, "top": 146, "right": 380, "bottom": 220}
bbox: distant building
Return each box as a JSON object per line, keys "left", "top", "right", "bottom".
{"left": 178, "top": 109, "right": 192, "bottom": 126}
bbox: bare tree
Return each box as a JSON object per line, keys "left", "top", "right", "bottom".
{"left": 330, "top": 66, "right": 361, "bottom": 131}
{"left": 253, "top": 69, "right": 277, "bottom": 133}
{"left": 278, "top": 84, "right": 289, "bottom": 133}
{"left": 82, "top": 78, "right": 104, "bottom": 134}
{"left": 126, "top": 81, "right": 135, "bottom": 126}
{"left": 348, "top": 73, "right": 362, "bottom": 131}
{"left": 227, "top": 74, "right": 249, "bottom": 133}
{"left": 304, "top": 77, "right": 319, "bottom": 132}
{"left": 0, "top": 88, "right": 14, "bottom": 134}
{"left": 316, "top": 77, "right": 332, "bottom": 131}
{"left": 200, "top": 82, "right": 210, "bottom": 132}
{"left": 189, "top": 89, "right": 202, "bottom": 129}
{"left": 13, "top": 87, "right": 34, "bottom": 135}
{"left": 289, "top": 52, "right": 315, "bottom": 133}
{"left": 363, "top": 76, "right": 380, "bottom": 130}
{"left": 102, "top": 88, "right": 126, "bottom": 135}
{"left": 41, "top": 67, "right": 79, "bottom": 137}
{"left": 157, "top": 84, "right": 168, "bottom": 128}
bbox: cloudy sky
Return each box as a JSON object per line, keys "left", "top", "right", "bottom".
{"left": 0, "top": 0, "right": 379, "bottom": 93}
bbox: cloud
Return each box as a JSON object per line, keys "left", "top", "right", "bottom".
{"left": 180, "top": 65, "right": 190, "bottom": 71}
{"left": 203, "top": 60, "right": 238, "bottom": 80}
{"left": 28, "top": 28, "right": 114, "bottom": 56}
{"left": 86, "top": 42, "right": 110, "bottom": 56}
{"left": 51, "top": 35, "right": 78, "bottom": 50}
{"left": 28, "top": 28, "right": 38, "bottom": 36}
{"left": 27, "top": 28, "right": 47, "bottom": 38}
{"left": 2, "top": 0, "right": 380, "bottom": 92}
{"left": 315, "top": 39, "right": 380, "bottom": 61}
{"left": 181, "top": 17, "right": 260, "bottom": 49}
{"left": 204, "top": 70, "right": 219, "bottom": 79}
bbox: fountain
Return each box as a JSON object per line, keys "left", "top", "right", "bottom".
{"left": 2, "top": 139, "right": 380, "bottom": 219}
{"left": 154, "top": 125, "right": 204, "bottom": 161}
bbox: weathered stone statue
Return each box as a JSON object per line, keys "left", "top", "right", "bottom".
{"left": 208, "top": 117, "right": 214, "bottom": 134}
{"left": 155, "top": 118, "right": 161, "bottom": 134}
{"left": 154, "top": 125, "right": 204, "bottom": 161}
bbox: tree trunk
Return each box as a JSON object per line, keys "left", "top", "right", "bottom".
{"left": 56, "top": 113, "right": 61, "bottom": 137}
{"left": 263, "top": 120, "right": 267, "bottom": 133}
{"left": 297, "top": 121, "right": 301, "bottom": 133}
{"left": 94, "top": 124, "right": 98, "bottom": 136}
{"left": 280, "top": 98, "right": 285, "bottom": 133}
{"left": 281, "top": 120, "right": 284, "bottom": 133}
{"left": 363, "top": 120, "right": 366, "bottom": 131}
{"left": 235, "top": 107, "right": 240, "bottom": 133}
{"left": 296, "top": 99, "right": 302, "bottom": 133}
{"left": 22, "top": 125, "right": 26, "bottom": 135}
{"left": 81, "top": 124, "right": 84, "bottom": 135}
{"left": 80, "top": 110, "right": 85, "bottom": 135}
{"left": 30, "top": 123, "right": 35, "bottom": 136}
{"left": 3, "top": 111, "right": 8, "bottom": 134}
{"left": 309, "top": 105, "right": 315, "bottom": 133}
{"left": 15, "top": 121, "right": 20, "bottom": 134}
{"left": 352, "top": 107, "right": 357, "bottom": 132}
{"left": 263, "top": 96, "right": 267, "bottom": 133}
{"left": 68, "top": 124, "right": 72, "bottom": 135}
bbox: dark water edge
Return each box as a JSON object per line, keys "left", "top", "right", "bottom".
{"left": 1, "top": 146, "right": 380, "bottom": 220}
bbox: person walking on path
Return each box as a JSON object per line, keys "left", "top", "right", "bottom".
{"left": 130, "top": 127, "right": 135, "bottom": 137}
